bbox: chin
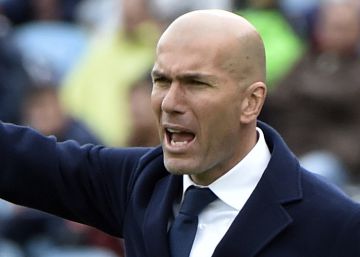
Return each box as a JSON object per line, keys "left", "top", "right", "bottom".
{"left": 164, "top": 158, "right": 196, "bottom": 175}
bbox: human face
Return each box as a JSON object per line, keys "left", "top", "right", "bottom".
{"left": 151, "top": 35, "right": 249, "bottom": 185}
{"left": 316, "top": 4, "right": 360, "bottom": 54}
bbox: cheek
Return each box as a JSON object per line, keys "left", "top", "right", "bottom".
{"left": 200, "top": 94, "right": 240, "bottom": 123}
{"left": 150, "top": 91, "right": 163, "bottom": 119}
{"left": 198, "top": 100, "right": 241, "bottom": 142}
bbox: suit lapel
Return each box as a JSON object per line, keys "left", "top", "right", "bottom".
{"left": 143, "top": 173, "right": 182, "bottom": 257}
{"left": 212, "top": 177, "right": 294, "bottom": 257}
{"left": 213, "top": 122, "right": 303, "bottom": 257}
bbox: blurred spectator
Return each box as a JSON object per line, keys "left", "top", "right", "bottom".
{"left": 18, "top": 53, "right": 100, "bottom": 144}
{"left": 278, "top": 0, "right": 319, "bottom": 39}
{"left": 12, "top": 21, "right": 89, "bottom": 82}
{"left": 0, "top": 240, "right": 23, "bottom": 257}
{"left": 127, "top": 73, "right": 159, "bottom": 147}
{"left": 76, "top": 0, "right": 121, "bottom": 34}
{"left": 150, "top": 0, "right": 232, "bottom": 24}
{"left": 0, "top": 207, "right": 121, "bottom": 257}
{"left": 0, "top": 16, "right": 30, "bottom": 124}
{"left": 0, "top": 58, "right": 125, "bottom": 256}
{"left": 263, "top": 0, "right": 360, "bottom": 184}
{"left": 0, "top": 0, "right": 82, "bottom": 25}
{"left": 0, "top": 198, "right": 23, "bottom": 257}
{"left": 61, "top": 0, "right": 160, "bottom": 146}
{"left": 64, "top": 219, "right": 125, "bottom": 257}
{"left": 21, "top": 83, "right": 101, "bottom": 145}
{"left": 0, "top": 0, "right": 89, "bottom": 82}
{"left": 237, "top": 0, "right": 305, "bottom": 89}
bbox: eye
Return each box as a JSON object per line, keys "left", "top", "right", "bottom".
{"left": 153, "top": 77, "right": 171, "bottom": 87}
{"left": 193, "top": 80, "right": 206, "bottom": 85}
{"left": 188, "top": 79, "right": 209, "bottom": 87}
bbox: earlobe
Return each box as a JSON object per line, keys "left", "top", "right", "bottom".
{"left": 240, "top": 82, "right": 267, "bottom": 124}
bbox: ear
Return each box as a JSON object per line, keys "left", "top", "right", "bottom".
{"left": 240, "top": 82, "right": 267, "bottom": 124}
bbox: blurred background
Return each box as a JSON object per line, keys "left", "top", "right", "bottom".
{"left": 0, "top": 0, "right": 359, "bottom": 256}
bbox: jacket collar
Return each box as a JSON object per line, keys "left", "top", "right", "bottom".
{"left": 212, "top": 121, "right": 303, "bottom": 257}
{"left": 143, "top": 171, "right": 181, "bottom": 257}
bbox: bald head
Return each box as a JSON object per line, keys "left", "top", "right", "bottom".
{"left": 156, "top": 10, "right": 266, "bottom": 86}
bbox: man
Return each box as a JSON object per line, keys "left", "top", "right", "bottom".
{"left": 263, "top": 0, "right": 360, "bottom": 180}
{"left": 0, "top": 10, "right": 359, "bottom": 257}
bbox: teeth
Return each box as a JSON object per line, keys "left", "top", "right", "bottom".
{"left": 171, "top": 140, "right": 188, "bottom": 146}
{"left": 167, "top": 128, "right": 182, "bottom": 133}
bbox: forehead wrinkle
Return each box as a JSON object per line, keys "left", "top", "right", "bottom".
{"left": 152, "top": 66, "right": 218, "bottom": 84}
{"left": 153, "top": 49, "right": 218, "bottom": 77}
{"left": 177, "top": 71, "right": 216, "bottom": 79}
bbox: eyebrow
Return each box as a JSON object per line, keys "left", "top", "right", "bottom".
{"left": 151, "top": 69, "right": 217, "bottom": 83}
{"left": 151, "top": 70, "right": 167, "bottom": 79}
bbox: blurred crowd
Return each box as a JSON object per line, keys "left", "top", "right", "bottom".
{"left": 0, "top": 0, "right": 359, "bottom": 256}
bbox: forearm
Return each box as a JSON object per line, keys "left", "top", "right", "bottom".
{"left": 0, "top": 122, "right": 140, "bottom": 236}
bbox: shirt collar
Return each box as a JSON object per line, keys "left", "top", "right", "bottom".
{"left": 183, "top": 127, "right": 271, "bottom": 211}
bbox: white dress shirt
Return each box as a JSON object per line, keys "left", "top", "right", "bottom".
{"left": 180, "top": 128, "right": 271, "bottom": 257}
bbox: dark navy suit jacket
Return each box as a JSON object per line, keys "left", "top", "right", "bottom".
{"left": 0, "top": 121, "right": 359, "bottom": 257}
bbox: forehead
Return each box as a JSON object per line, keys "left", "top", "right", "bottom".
{"left": 320, "top": 4, "right": 360, "bottom": 26}
{"left": 153, "top": 32, "right": 233, "bottom": 77}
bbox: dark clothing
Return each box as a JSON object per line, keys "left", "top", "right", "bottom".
{"left": 263, "top": 52, "right": 360, "bottom": 178}
{"left": 0, "top": 36, "right": 29, "bottom": 124}
{"left": 0, "top": 0, "right": 81, "bottom": 25}
{"left": 0, "top": 117, "right": 102, "bottom": 254}
{"left": 0, "top": 121, "right": 359, "bottom": 257}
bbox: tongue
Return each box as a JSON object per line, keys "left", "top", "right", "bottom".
{"left": 171, "top": 132, "right": 194, "bottom": 143}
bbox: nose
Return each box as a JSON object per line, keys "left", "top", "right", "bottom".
{"left": 161, "top": 83, "right": 186, "bottom": 114}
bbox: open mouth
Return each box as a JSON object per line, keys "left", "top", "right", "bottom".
{"left": 165, "top": 128, "right": 195, "bottom": 147}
